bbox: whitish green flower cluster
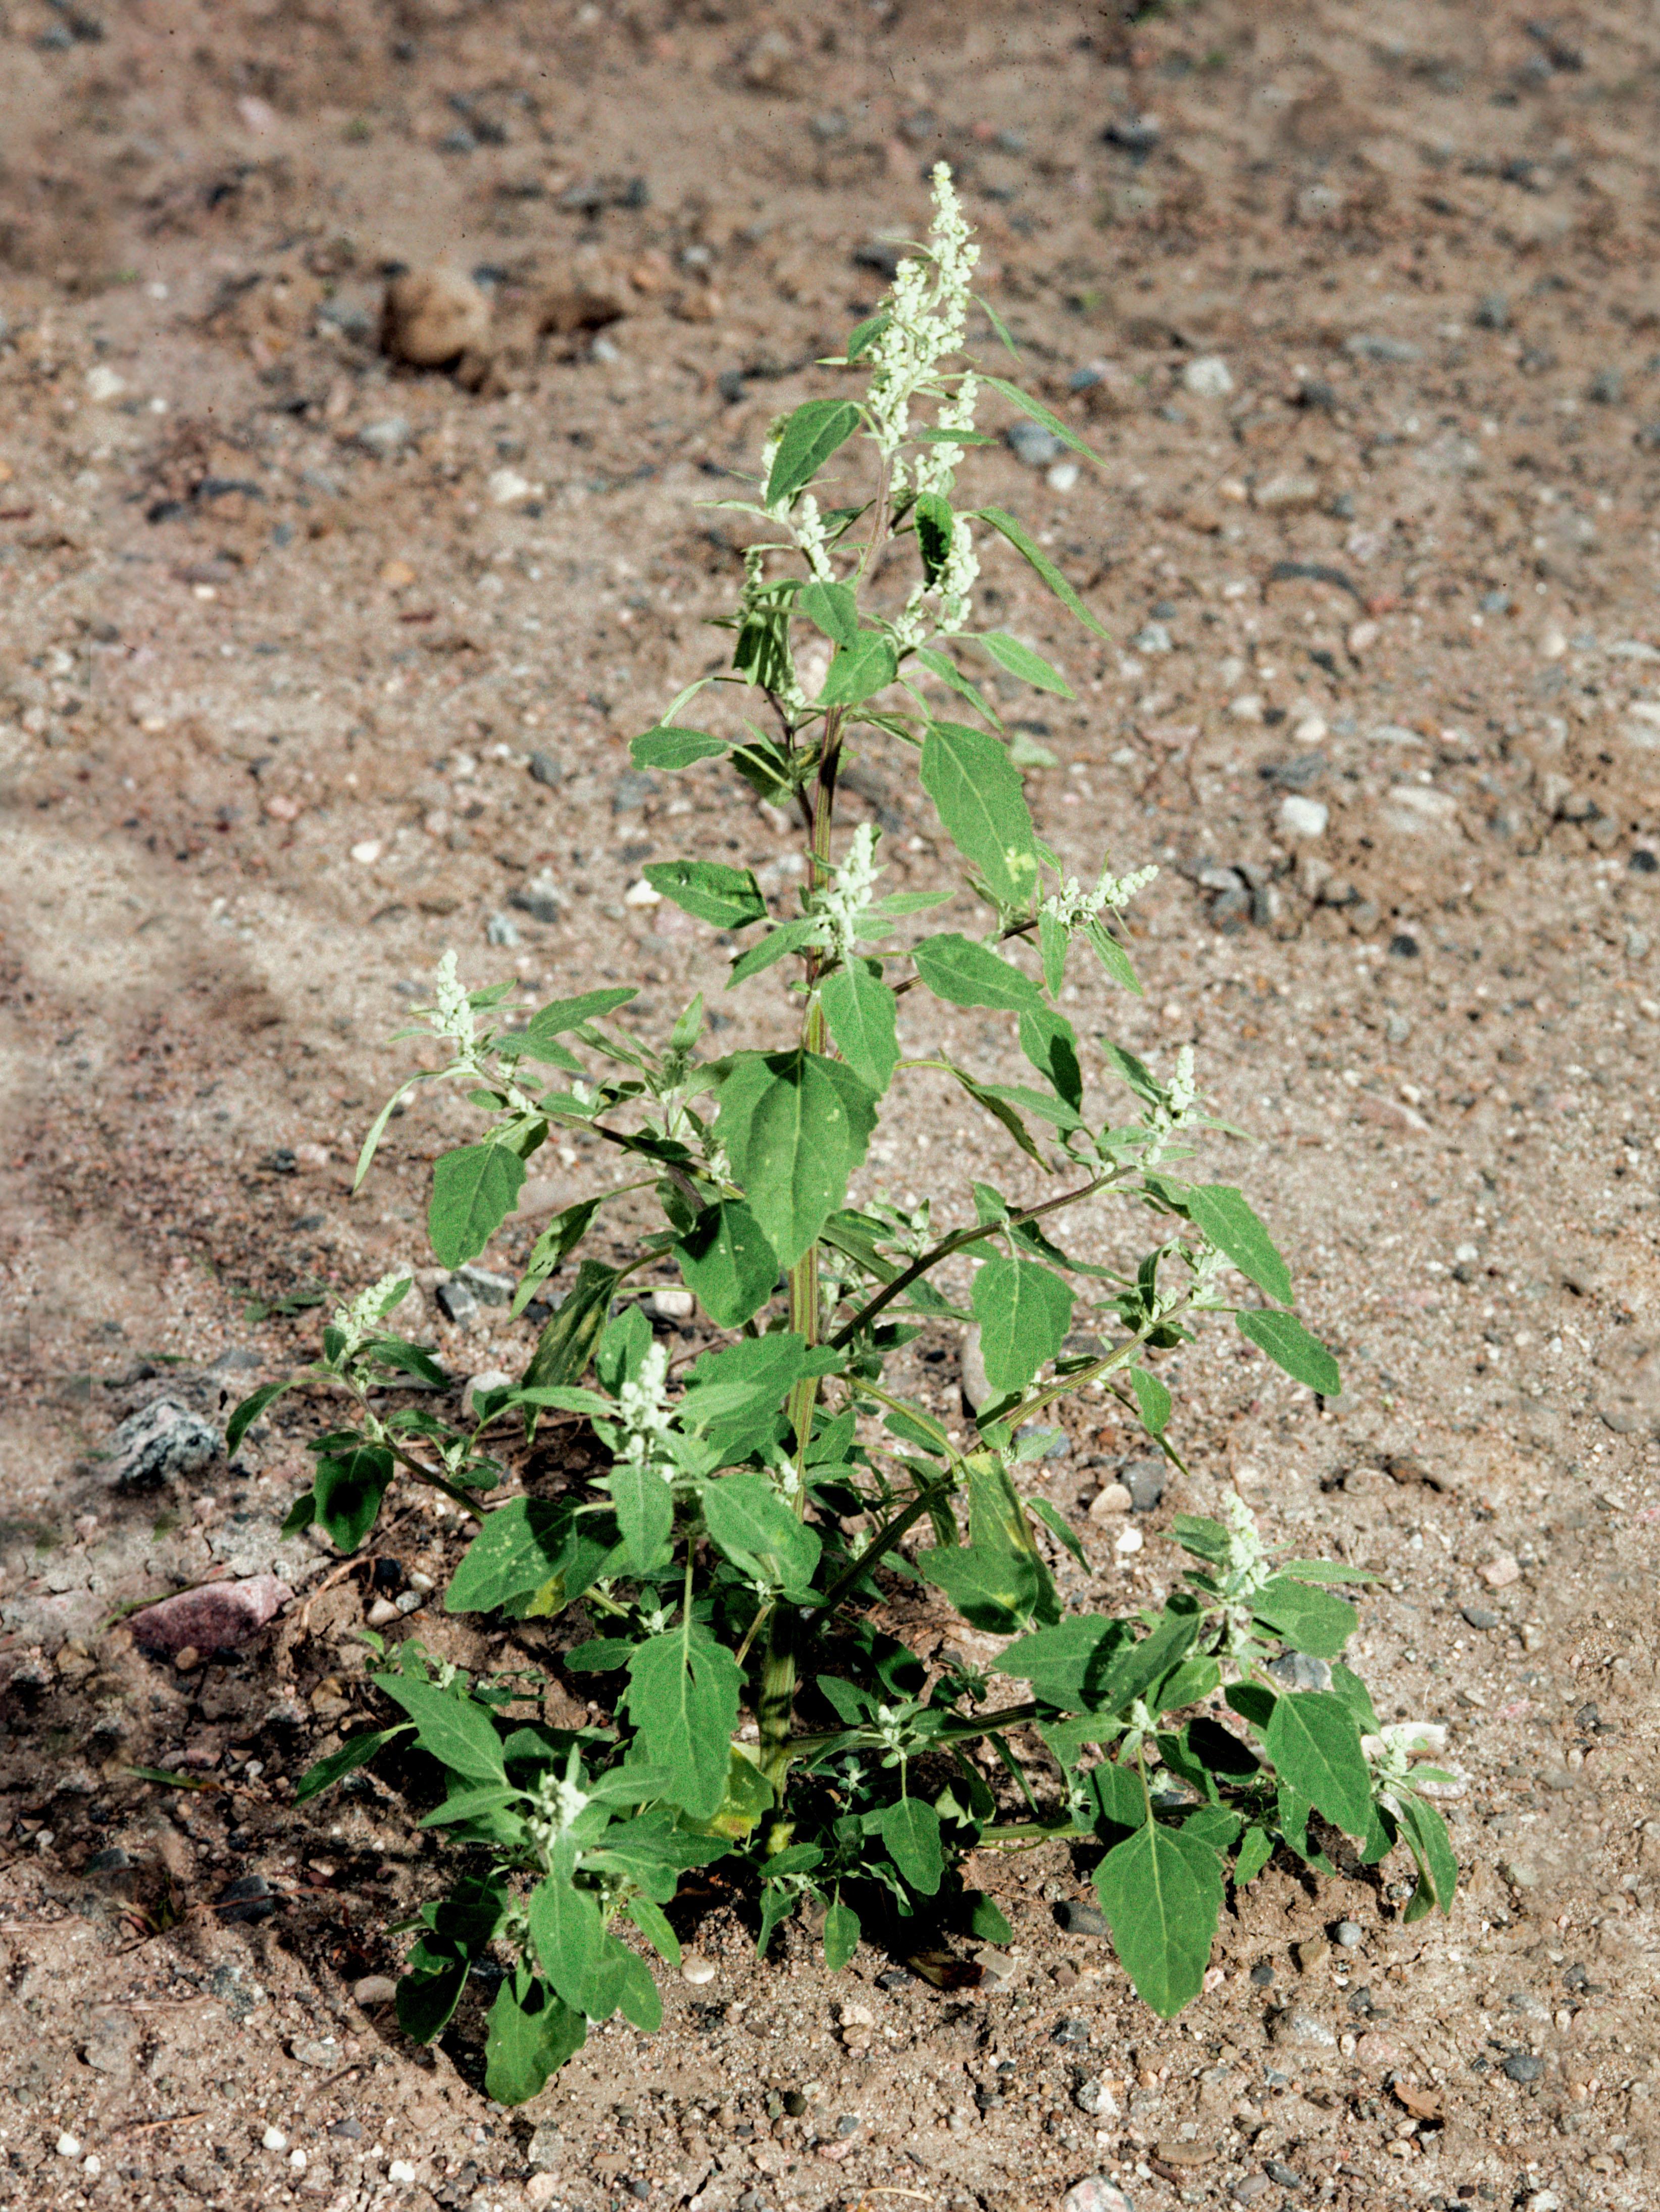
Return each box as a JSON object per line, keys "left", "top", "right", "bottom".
{"left": 867, "top": 164, "right": 979, "bottom": 476}
{"left": 811, "top": 821, "right": 883, "bottom": 963}
{"left": 913, "top": 370, "right": 979, "bottom": 501}
{"left": 615, "top": 1339, "right": 678, "bottom": 1487}
{"left": 1043, "top": 860, "right": 1159, "bottom": 930}
{"left": 526, "top": 1748, "right": 592, "bottom": 1868}
{"left": 892, "top": 512, "right": 980, "bottom": 653}
{"left": 330, "top": 1272, "right": 412, "bottom": 1361}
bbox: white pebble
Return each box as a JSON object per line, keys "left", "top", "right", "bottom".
{"left": 1046, "top": 459, "right": 1080, "bottom": 493}
{"left": 289, "top": 2148, "right": 307, "bottom": 2170}
{"left": 83, "top": 2156, "right": 101, "bottom": 2177}
{"left": 1115, "top": 1525, "right": 1144, "bottom": 1556}
{"left": 1279, "top": 795, "right": 1329, "bottom": 840}
{"left": 388, "top": 2158, "right": 417, "bottom": 2183}
{"left": 262, "top": 2126, "right": 287, "bottom": 2152}
{"left": 56, "top": 2134, "right": 81, "bottom": 2159}
{"left": 623, "top": 877, "right": 662, "bottom": 907}
{"left": 349, "top": 839, "right": 382, "bottom": 864}
{"left": 1183, "top": 354, "right": 1234, "bottom": 399}
{"left": 680, "top": 1954, "right": 717, "bottom": 1986}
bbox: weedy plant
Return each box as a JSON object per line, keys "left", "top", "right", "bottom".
{"left": 236, "top": 170, "right": 1459, "bottom": 2104}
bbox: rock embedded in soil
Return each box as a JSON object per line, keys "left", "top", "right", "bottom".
{"left": 128, "top": 1572, "right": 290, "bottom": 1657}
{"left": 108, "top": 1398, "right": 221, "bottom": 1491}
{"left": 380, "top": 267, "right": 492, "bottom": 368}
{"left": 1121, "top": 1457, "right": 1166, "bottom": 1513}
{"left": 1055, "top": 1899, "right": 1110, "bottom": 1937}
{"left": 1061, "top": 2179, "right": 1136, "bottom": 2212}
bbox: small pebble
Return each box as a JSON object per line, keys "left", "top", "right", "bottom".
{"left": 366, "top": 1597, "right": 400, "bottom": 1629}
{"left": 1249, "top": 1960, "right": 1276, "bottom": 1986}
{"left": 680, "top": 1954, "right": 717, "bottom": 1985}
{"left": 1005, "top": 420, "right": 1064, "bottom": 468}
{"left": 1061, "top": 2179, "right": 1136, "bottom": 2212}
{"left": 1055, "top": 1899, "right": 1110, "bottom": 1938}
{"left": 289, "top": 2148, "right": 307, "bottom": 2170}
{"left": 388, "top": 2159, "right": 417, "bottom": 2184}
{"left": 1332, "top": 1921, "right": 1364, "bottom": 1948}
{"left": 353, "top": 1975, "right": 398, "bottom": 2007}
{"left": 57, "top": 2134, "right": 81, "bottom": 2159}
{"left": 1462, "top": 1606, "right": 1501, "bottom": 1631}
{"left": 1183, "top": 354, "right": 1233, "bottom": 399}
{"left": 263, "top": 2127, "right": 287, "bottom": 2152}
{"left": 1502, "top": 2051, "right": 1545, "bottom": 2084}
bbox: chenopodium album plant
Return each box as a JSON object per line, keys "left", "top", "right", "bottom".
{"left": 236, "top": 170, "right": 1460, "bottom": 2104}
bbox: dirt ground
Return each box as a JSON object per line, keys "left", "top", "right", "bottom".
{"left": 5, "top": 2, "right": 1660, "bottom": 2208}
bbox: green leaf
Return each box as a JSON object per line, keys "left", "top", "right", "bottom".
{"left": 920, "top": 722, "right": 1041, "bottom": 910}
{"left": 374, "top": 1673, "right": 507, "bottom": 1785}
{"left": 994, "top": 1616, "right": 1135, "bottom": 1708}
{"left": 674, "top": 1200, "right": 779, "bottom": 1329}
{"left": 913, "top": 490, "right": 955, "bottom": 585}
{"left": 644, "top": 857, "right": 768, "bottom": 931}
{"left": 819, "top": 630, "right": 897, "bottom": 708}
{"left": 225, "top": 1378, "right": 290, "bottom": 1457}
{"left": 1028, "top": 1496, "right": 1088, "bottom": 1568}
{"left": 446, "top": 1498, "right": 580, "bottom": 1614}
{"left": 1092, "top": 1596, "right": 1204, "bottom": 1717}
{"left": 1017, "top": 1005, "right": 1082, "bottom": 1108}
{"left": 522, "top": 1259, "right": 620, "bottom": 1395}
{"left": 624, "top": 1626, "right": 743, "bottom": 1822}
{"left": 1394, "top": 1791, "right": 1460, "bottom": 1916}
{"left": 980, "top": 374, "right": 1101, "bottom": 465}
{"left": 766, "top": 398, "right": 862, "bottom": 507}
{"left": 1264, "top": 1691, "right": 1373, "bottom": 1837}
{"left": 1232, "top": 1824, "right": 1276, "bottom": 1888}
{"left": 727, "top": 917, "right": 819, "bottom": 988}
{"left": 314, "top": 1443, "right": 393, "bottom": 1553}
{"left": 631, "top": 726, "right": 727, "bottom": 771}
{"left": 702, "top": 1473, "right": 822, "bottom": 1593}
{"left": 1251, "top": 1577, "right": 1358, "bottom": 1661}
{"left": 916, "top": 1537, "right": 1050, "bottom": 1637}
{"left": 430, "top": 1145, "right": 526, "bottom": 1270}
{"left": 519, "top": 987, "right": 639, "bottom": 1047}
{"left": 626, "top": 1894, "right": 683, "bottom": 1968}
{"left": 974, "top": 507, "right": 1109, "bottom": 638}
{"left": 1087, "top": 1757, "right": 1148, "bottom": 1839}
{"left": 279, "top": 1489, "right": 316, "bottom": 1538}
{"left": 914, "top": 645, "right": 1003, "bottom": 728}
{"left": 717, "top": 1050, "right": 877, "bottom": 1270}
{"left": 1185, "top": 1186, "right": 1293, "bottom": 1307}
{"left": 1094, "top": 1819, "right": 1222, "bottom": 2020}
{"left": 1039, "top": 910, "right": 1067, "bottom": 997}
{"left": 293, "top": 1725, "right": 412, "bottom": 1804}
{"left": 964, "top": 629, "right": 1074, "bottom": 699}
{"left": 614, "top": 1949, "right": 663, "bottom": 2032}
{"left": 946, "top": 1061, "right": 1046, "bottom": 1167}
{"left": 845, "top": 312, "right": 889, "bottom": 361}
{"left": 876, "top": 1798, "right": 943, "bottom": 1896}
{"left": 967, "top": 1892, "right": 1015, "bottom": 1945}
{"left": 798, "top": 579, "right": 859, "bottom": 647}
{"left": 396, "top": 1961, "right": 468, "bottom": 2044}
{"left": 820, "top": 961, "right": 899, "bottom": 1095}
{"left": 485, "top": 1968, "right": 587, "bottom": 2105}
{"left": 1235, "top": 1309, "right": 1341, "bottom": 1395}
{"left": 824, "top": 1899, "right": 861, "bottom": 1971}
{"left": 1126, "top": 1366, "right": 1172, "bottom": 1438}
{"left": 912, "top": 932, "right": 1042, "bottom": 1013}
{"left": 971, "top": 1254, "right": 1073, "bottom": 1394}
{"left": 1080, "top": 918, "right": 1143, "bottom": 995}
{"left": 513, "top": 1197, "right": 606, "bottom": 1315}
{"left": 528, "top": 1866, "right": 608, "bottom": 2014}
{"left": 610, "top": 1457, "right": 676, "bottom": 1575}
{"left": 1328, "top": 1662, "right": 1381, "bottom": 1736}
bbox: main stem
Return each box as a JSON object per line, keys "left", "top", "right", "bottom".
{"left": 758, "top": 702, "right": 847, "bottom": 1791}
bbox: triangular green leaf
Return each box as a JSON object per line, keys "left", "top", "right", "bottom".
{"left": 970, "top": 1253, "right": 1073, "bottom": 1394}
{"left": 1264, "top": 1690, "right": 1373, "bottom": 1837}
{"left": 920, "top": 721, "right": 1041, "bottom": 909}
{"left": 1094, "top": 1820, "right": 1223, "bottom": 2019}
{"left": 430, "top": 1145, "right": 526, "bottom": 1270}
{"left": 820, "top": 961, "right": 899, "bottom": 1095}
{"left": 1235, "top": 1309, "right": 1341, "bottom": 1395}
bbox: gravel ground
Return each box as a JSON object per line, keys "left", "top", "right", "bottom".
{"left": 4, "top": 4, "right": 1660, "bottom": 2209}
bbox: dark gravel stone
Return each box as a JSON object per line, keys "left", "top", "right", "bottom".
{"left": 1502, "top": 2051, "right": 1544, "bottom": 2084}
{"left": 1249, "top": 1960, "right": 1276, "bottom": 1987}
{"left": 1122, "top": 1456, "right": 1166, "bottom": 1513}
{"left": 1264, "top": 2160, "right": 1303, "bottom": 2188}
{"left": 1633, "top": 849, "right": 1660, "bottom": 874}
{"left": 215, "top": 1874, "right": 279, "bottom": 1925}
{"left": 1055, "top": 1899, "right": 1110, "bottom": 1938}
{"left": 108, "top": 1398, "right": 221, "bottom": 1492}
{"left": 1462, "top": 1606, "right": 1502, "bottom": 1631}
{"left": 454, "top": 1264, "right": 515, "bottom": 1307}
{"left": 1474, "top": 292, "right": 1511, "bottom": 330}
{"left": 1050, "top": 2016, "right": 1092, "bottom": 2047}
{"left": 528, "top": 750, "right": 563, "bottom": 789}
{"left": 434, "top": 1279, "right": 479, "bottom": 1326}
{"left": 1388, "top": 931, "right": 1421, "bottom": 958}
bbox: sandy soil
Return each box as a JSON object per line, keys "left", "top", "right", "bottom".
{"left": 5, "top": 3, "right": 1660, "bottom": 2209}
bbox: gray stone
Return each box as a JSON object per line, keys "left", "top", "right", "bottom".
{"left": 356, "top": 416, "right": 412, "bottom": 456}
{"left": 527, "top": 2122, "right": 562, "bottom": 2170}
{"left": 1005, "top": 421, "right": 1065, "bottom": 469}
{"left": 1332, "top": 1920, "right": 1365, "bottom": 1948}
{"left": 1103, "top": 112, "right": 1160, "bottom": 152}
{"left": 1268, "top": 1650, "right": 1332, "bottom": 1693}
{"left": 1474, "top": 293, "right": 1511, "bottom": 331}
{"left": 1344, "top": 334, "right": 1421, "bottom": 365}
{"left": 434, "top": 1279, "right": 479, "bottom": 1326}
{"left": 485, "top": 912, "right": 521, "bottom": 947}
{"left": 1122, "top": 1457, "right": 1166, "bottom": 1513}
{"left": 1132, "top": 621, "right": 1173, "bottom": 655}
{"left": 1270, "top": 2010, "right": 1337, "bottom": 2049}
{"left": 1462, "top": 1606, "right": 1502, "bottom": 1631}
{"left": 1502, "top": 2051, "right": 1545, "bottom": 2084}
{"left": 1055, "top": 1899, "right": 1109, "bottom": 1938}
{"left": 528, "top": 750, "right": 563, "bottom": 789}
{"left": 1232, "top": 2179, "right": 1272, "bottom": 2205}
{"left": 108, "top": 1399, "right": 221, "bottom": 1492}
{"left": 509, "top": 879, "right": 563, "bottom": 924}
{"left": 455, "top": 1265, "right": 516, "bottom": 1307}
{"left": 1588, "top": 369, "right": 1624, "bottom": 406}
{"left": 611, "top": 771, "right": 658, "bottom": 814}
{"left": 1264, "top": 2161, "right": 1303, "bottom": 2188}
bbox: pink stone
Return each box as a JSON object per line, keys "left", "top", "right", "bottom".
{"left": 1354, "top": 2032, "right": 1401, "bottom": 2068}
{"left": 128, "top": 1575, "right": 291, "bottom": 1656}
